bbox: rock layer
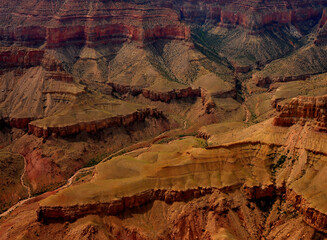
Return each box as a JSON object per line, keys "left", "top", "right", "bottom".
{"left": 273, "top": 95, "right": 327, "bottom": 131}
{"left": 180, "top": 0, "right": 325, "bottom": 30}
{"left": 0, "top": 0, "right": 325, "bottom": 47}
{"left": 109, "top": 83, "right": 202, "bottom": 103}
{"left": 0, "top": 47, "right": 44, "bottom": 70}
{"left": 28, "top": 108, "right": 165, "bottom": 138}
{"left": 286, "top": 188, "right": 327, "bottom": 233}
{"left": 37, "top": 183, "right": 281, "bottom": 224}
{"left": 254, "top": 74, "right": 312, "bottom": 88}
{"left": 37, "top": 187, "right": 215, "bottom": 223}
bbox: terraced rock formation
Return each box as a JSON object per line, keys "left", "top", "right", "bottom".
{"left": 273, "top": 95, "right": 327, "bottom": 131}
{"left": 36, "top": 139, "right": 277, "bottom": 223}
{"left": 2, "top": 1, "right": 327, "bottom": 239}
{"left": 1, "top": 0, "right": 325, "bottom": 46}
{"left": 28, "top": 107, "right": 165, "bottom": 138}
{"left": 2, "top": 119, "right": 327, "bottom": 239}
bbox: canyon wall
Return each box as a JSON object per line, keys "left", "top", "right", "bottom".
{"left": 37, "top": 187, "right": 215, "bottom": 223}
{"left": 0, "top": 47, "right": 65, "bottom": 73}
{"left": 179, "top": 0, "right": 325, "bottom": 30}
{"left": 0, "top": 26, "right": 46, "bottom": 46}
{"left": 0, "top": 48, "right": 75, "bottom": 129}
{"left": 37, "top": 183, "right": 277, "bottom": 224}
{"left": 46, "top": 24, "right": 191, "bottom": 48}
{"left": 1, "top": 1, "right": 191, "bottom": 48}
{"left": 0, "top": 0, "right": 326, "bottom": 48}
{"left": 0, "top": 48, "right": 44, "bottom": 70}
{"left": 109, "top": 83, "right": 202, "bottom": 103}
{"left": 286, "top": 189, "right": 327, "bottom": 233}
{"left": 273, "top": 95, "right": 327, "bottom": 131}
{"left": 28, "top": 108, "right": 165, "bottom": 138}
{"left": 254, "top": 74, "right": 312, "bottom": 88}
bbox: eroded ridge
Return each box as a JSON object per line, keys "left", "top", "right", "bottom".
{"left": 273, "top": 95, "right": 327, "bottom": 131}
{"left": 28, "top": 108, "right": 166, "bottom": 138}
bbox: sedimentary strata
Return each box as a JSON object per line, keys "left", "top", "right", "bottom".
{"left": 286, "top": 189, "right": 327, "bottom": 233}
{"left": 254, "top": 74, "right": 312, "bottom": 88}
{"left": 273, "top": 95, "right": 327, "bottom": 131}
{"left": 28, "top": 108, "right": 165, "bottom": 138}
{"left": 109, "top": 83, "right": 202, "bottom": 103}
{"left": 1, "top": 0, "right": 325, "bottom": 48}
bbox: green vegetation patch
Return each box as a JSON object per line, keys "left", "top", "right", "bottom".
{"left": 271, "top": 155, "right": 287, "bottom": 174}
{"left": 84, "top": 152, "right": 109, "bottom": 168}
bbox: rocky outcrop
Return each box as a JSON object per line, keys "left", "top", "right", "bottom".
{"left": 45, "top": 71, "right": 73, "bottom": 83}
{"left": 0, "top": 47, "right": 76, "bottom": 129}
{"left": 28, "top": 108, "right": 165, "bottom": 138}
{"left": 273, "top": 95, "right": 327, "bottom": 131}
{"left": 0, "top": 117, "right": 34, "bottom": 129}
{"left": 0, "top": 26, "right": 46, "bottom": 46}
{"left": 109, "top": 83, "right": 202, "bottom": 103}
{"left": 37, "top": 187, "right": 215, "bottom": 223}
{"left": 182, "top": 1, "right": 322, "bottom": 24}
{"left": 38, "top": 183, "right": 277, "bottom": 224}
{"left": 254, "top": 74, "right": 312, "bottom": 88}
{"left": 0, "top": 47, "right": 65, "bottom": 73}
{"left": 242, "top": 184, "right": 278, "bottom": 200}
{"left": 8, "top": 118, "right": 34, "bottom": 129}
{"left": 46, "top": 24, "right": 190, "bottom": 48}
{"left": 180, "top": 0, "right": 325, "bottom": 31}
{"left": 286, "top": 188, "right": 327, "bottom": 233}
{"left": 0, "top": 48, "right": 44, "bottom": 70}
{"left": 232, "top": 63, "right": 252, "bottom": 74}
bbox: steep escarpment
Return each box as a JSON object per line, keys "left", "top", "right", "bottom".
{"left": 28, "top": 108, "right": 165, "bottom": 138}
{"left": 0, "top": 47, "right": 44, "bottom": 71}
{"left": 0, "top": 47, "right": 66, "bottom": 72}
{"left": 0, "top": 66, "right": 85, "bottom": 130}
{"left": 4, "top": 119, "right": 327, "bottom": 239}
{"left": 273, "top": 95, "right": 327, "bottom": 131}
{"left": 23, "top": 130, "right": 327, "bottom": 238}
{"left": 1, "top": 0, "right": 325, "bottom": 82}
{"left": 0, "top": 0, "right": 190, "bottom": 48}
{"left": 109, "top": 83, "right": 202, "bottom": 103}
{"left": 0, "top": 0, "right": 324, "bottom": 51}
{"left": 35, "top": 139, "right": 278, "bottom": 223}
{"left": 2, "top": 1, "right": 327, "bottom": 239}
{"left": 37, "top": 187, "right": 216, "bottom": 223}
{"left": 286, "top": 189, "right": 327, "bottom": 233}
{"left": 180, "top": 0, "right": 325, "bottom": 31}
{"left": 253, "top": 43, "right": 327, "bottom": 87}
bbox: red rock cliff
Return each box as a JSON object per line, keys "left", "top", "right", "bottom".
{"left": 273, "top": 95, "right": 327, "bottom": 131}
{"left": 0, "top": 0, "right": 325, "bottom": 47}
{"left": 286, "top": 188, "right": 327, "bottom": 233}
{"left": 28, "top": 108, "right": 165, "bottom": 138}
{"left": 0, "top": 48, "right": 44, "bottom": 70}
{"left": 109, "top": 83, "right": 202, "bottom": 103}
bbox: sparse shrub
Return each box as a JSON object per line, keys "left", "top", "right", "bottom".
{"left": 194, "top": 139, "right": 208, "bottom": 148}
{"left": 84, "top": 152, "right": 108, "bottom": 168}
{"left": 271, "top": 155, "right": 287, "bottom": 174}
{"left": 157, "top": 138, "right": 174, "bottom": 144}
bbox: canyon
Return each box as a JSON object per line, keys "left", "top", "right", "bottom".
{"left": 1, "top": 0, "right": 327, "bottom": 239}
